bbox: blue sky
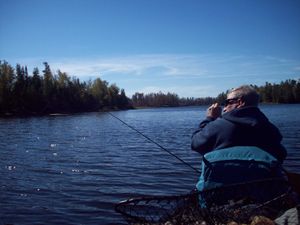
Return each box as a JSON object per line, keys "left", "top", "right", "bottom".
{"left": 1, "top": 0, "right": 300, "bottom": 97}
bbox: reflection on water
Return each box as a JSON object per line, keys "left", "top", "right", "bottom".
{"left": 0, "top": 104, "right": 299, "bottom": 224}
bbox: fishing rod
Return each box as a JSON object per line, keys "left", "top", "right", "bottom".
{"left": 107, "top": 112, "right": 201, "bottom": 174}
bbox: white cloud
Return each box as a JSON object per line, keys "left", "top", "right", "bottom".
{"left": 44, "top": 54, "right": 210, "bottom": 78}
{"left": 9, "top": 54, "right": 299, "bottom": 98}
{"left": 11, "top": 53, "right": 299, "bottom": 79}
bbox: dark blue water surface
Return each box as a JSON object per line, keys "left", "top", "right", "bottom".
{"left": 1, "top": 105, "right": 300, "bottom": 224}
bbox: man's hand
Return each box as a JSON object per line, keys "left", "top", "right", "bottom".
{"left": 206, "top": 103, "right": 222, "bottom": 119}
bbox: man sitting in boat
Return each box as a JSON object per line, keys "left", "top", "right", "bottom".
{"left": 191, "top": 85, "right": 288, "bottom": 206}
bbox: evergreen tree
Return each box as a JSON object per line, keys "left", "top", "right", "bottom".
{"left": 42, "top": 62, "right": 54, "bottom": 99}
{"left": 119, "top": 89, "right": 130, "bottom": 108}
{"left": 28, "top": 67, "right": 43, "bottom": 112}
{"left": 90, "top": 78, "right": 109, "bottom": 108}
{"left": 0, "top": 61, "right": 15, "bottom": 113}
{"left": 108, "top": 84, "right": 120, "bottom": 107}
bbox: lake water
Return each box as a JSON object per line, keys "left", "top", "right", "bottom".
{"left": 1, "top": 104, "right": 300, "bottom": 225}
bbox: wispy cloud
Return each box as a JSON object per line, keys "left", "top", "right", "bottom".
{"left": 12, "top": 53, "right": 299, "bottom": 79}
{"left": 9, "top": 53, "right": 299, "bottom": 97}
{"left": 46, "top": 54, "right": 209, "bottom": 78}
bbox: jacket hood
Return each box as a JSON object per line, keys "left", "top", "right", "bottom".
{"left": 222, "top": 106, "right": 270, "bottom": 127}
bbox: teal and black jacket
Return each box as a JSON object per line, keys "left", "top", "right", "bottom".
{"left": 196, "top": 146, "right": 289, "bottom": 207}
{"left": 196, "top": 146, "right": 286, "bottom": 191}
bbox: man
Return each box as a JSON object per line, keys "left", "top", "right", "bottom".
{"left": 191, "top": 85, "right": 290, "bottom": 208}
{"left": 191, "top": 85, "right": 287, "bottom": 162}
{"left": 191, "top": 86, "right": 296, "bottom": 224}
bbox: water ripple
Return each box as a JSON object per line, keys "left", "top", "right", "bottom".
{"left": 0, "top": 105, "right": 299, "bottom": 224}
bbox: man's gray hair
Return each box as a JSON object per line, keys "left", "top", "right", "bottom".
{"left": 230, "top": 85, "right": 260, "bottom": 106}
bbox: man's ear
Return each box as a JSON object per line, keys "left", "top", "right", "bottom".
{"left": 237, "top": 99, "right": 246, "bottom": 108}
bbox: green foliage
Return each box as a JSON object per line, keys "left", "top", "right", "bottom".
{"left": 132, "top": 92, "right": 180, "bottom": 107}
{"left": 0, "top": 61, "right": 15, "bottom": 112}
{"left": 131, "top": 92, "right": 218, "bottom": 107}
{"left": 0, "top": 61, "right": 132, "bottom": 116}
{"left": 257, "top": 80, "right": 300, "bottom": 103}
{"left": 132, "top": 79, "right": 300, "bottom": 108}
{"left": 216, "top": 80, "right": 300, "bottom": 104}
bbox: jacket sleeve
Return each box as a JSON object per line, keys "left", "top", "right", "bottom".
{"left": 267, "top": 122, "right": 287, "bottom": 163}
{"left": 276, "top": 144, "right": 287, "bottom": 163}
{"left": 191, "top": 117, "right": 216, "bottom": 155}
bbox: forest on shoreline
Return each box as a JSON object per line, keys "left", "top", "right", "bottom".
{"left": 0, "top": 61, "right": 131, "bottom": 116}
{"left": 131, "top": 79, "right": 300, "bottom": 107}
{"left": 0, "top": 60, "right": 299, "bottom": 116}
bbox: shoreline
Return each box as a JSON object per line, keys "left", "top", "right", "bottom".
{"left": 0, "top": 106, "right": 134, "bottom": 118}
{"left": 1, "top": 103, "right": 300, "bottom": 118}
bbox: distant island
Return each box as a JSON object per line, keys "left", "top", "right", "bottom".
{"left": 0, "top": 60, "right": 299, "bottom": 117}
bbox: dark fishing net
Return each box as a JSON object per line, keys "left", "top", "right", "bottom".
{"left": 115, "top": 178, "right": 299, "bottom": 225}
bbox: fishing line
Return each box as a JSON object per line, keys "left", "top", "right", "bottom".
{"left": 107, "top": 112, "right": 200, "bottom": 174}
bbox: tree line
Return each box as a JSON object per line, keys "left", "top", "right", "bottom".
{"left": 131, "top": 79, "right": 300, "bottom": 108}
{"left": 0, "top": 61, "right": 131, "bottom": 116}
{"left": 131, "top": 92, "right": 217, "bottom": 107}
{"left": 1, "top": 60, "right": 299, "bottom": 116}
{"left": 255, "top": 80, "right": 300, "bottom": 103}
{"left": 216, "top": 79, "right": 300, "bottom": 105}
